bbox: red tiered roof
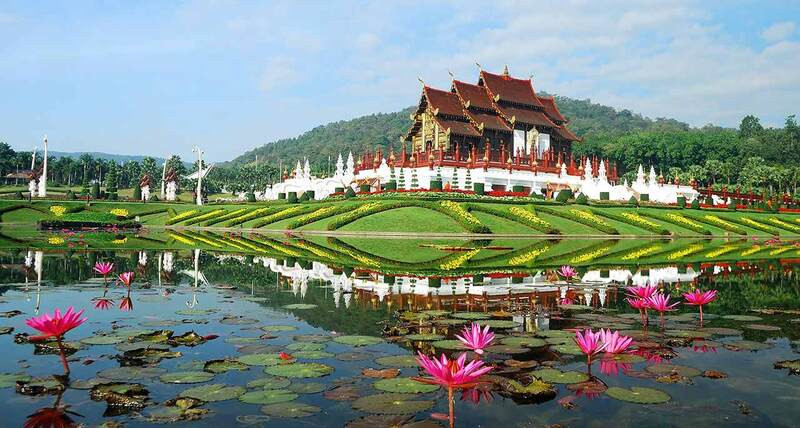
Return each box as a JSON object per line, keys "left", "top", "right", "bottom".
{"left": 452, "top": 80, "right": 495, "bottom": 110}
{"left": 479, "top": 70, "right": 544, "bottom": 108}
{"left": 554, "top": 125, "right": 580, "bottom": 142}
{"left": 537, "top": 95, "right": 567, "bottom": 123}
{"left": 495, "top": 105, "right": 557, "bottom": 128}
{"left": 423, "top": 86, "right": 466, "bottom": 117}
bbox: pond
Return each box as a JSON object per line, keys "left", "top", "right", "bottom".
{"left": 1, "top": 230, "right": 800, "bottom": 426}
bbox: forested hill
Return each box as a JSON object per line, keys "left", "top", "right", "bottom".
{"left": 228, "top": 96, "right": 692, "bottom": 166}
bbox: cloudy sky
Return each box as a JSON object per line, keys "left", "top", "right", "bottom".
{"left": 2, "top": 0, "right": 799, "bottom": 161}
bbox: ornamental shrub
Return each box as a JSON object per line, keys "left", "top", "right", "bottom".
{"left": 306, "top": 190, "right": 315, "bottom": 200}
{"left": 430, "top": 179, "right": 443, "bottom": 191}
{"left": 288, "top": 191, "right": 298, "bottom": 203}
{"left": 133, "top": 183, "right": 142, "bottom": 201}
{"left": 334, "top": 187, "right": 344, "bottom": 193}
{"left": 639, "top": 193, "right": 649, "bottom": 202}
{"left": 677, "top": 196, "right": 686, "bottom": 208}
{"left": 345, "top": 187, "right": 356, "bottom": 198}
{"left": 512, "top": 185, "right": 524, "bottom": 193}
{"left": 385, "top": 181, "right": 397, "bottom": 191}
{"left": 599, "top": 191, "right": 610, "bottom": 201}
{"left": 299, "top": 192, "right": 309, "bottom": 202}
{"left": 278, "top": 192, "right": 286, "bottom": 200}
{"left": 91, "top": 183, "right": 100, "bottom": 199}
{"left": 555, "top": 189, "right": 572, "bottom": 203}
{"left": 473, "top": 182, "right": 484, "bottom": 195}
{"left": 65, "top": 190, "right": 76, "bottom": 200}
{"left": 691, "top": 198, "right": 700, "bottom": 209}
{"left": 628, "top": 196, "right": 638, "bottom": 206}
{"left": 359, "top": 184, "right": 371, "bottom": 193}
{"left": 727, "top": 199, "right": 736, "bottom": 210}
{"left": 575, "top": 193, "right": 589, "bottom": 205}
{"left": 246, "top": 191, "right": 256, "bottom": 202}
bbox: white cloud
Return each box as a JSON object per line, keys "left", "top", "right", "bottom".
{"left": 761, "top": 21, "right": 796, "bottom": 42}
{"left": 259, "top": 57, "right": 300, "bottom": 93}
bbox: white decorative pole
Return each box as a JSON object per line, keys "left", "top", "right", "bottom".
{"left": 192, "top": 146, "right": 204, "bottom": 206}
{"left": 38, "top": 136, "right": 48, "bottom": 197}
{"left": 161, "top": 155, "right": 170, "bottom": 198}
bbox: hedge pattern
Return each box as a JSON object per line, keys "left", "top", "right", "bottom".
{"left": 727, "top": 216, "right": 779, "bottom": 235}
{"left": 640, "top": 211, "right": 711, "bottom": 235}
{"left": 222, "top": 207, "right": 281, "bottom": 227}
{"left": 165, "top": 209, "right": 200, "bottom": 225}
{"left": 766, "top": 217, "right": 800, "bottom": 234}
{"left": 536, "top": 206, "right": 619, "bottom": 235}
{"left": 590, "top": 209, "right": 670, "bottom": 235}
{"left": 181, "top": 209, "right": 227, "bottom": 226}
{"left": 467, "top": 204, "right": 559, "bottom": 234}
{"left": 683, "top": 213, "right": 747, "bottom": 235}
{"left": 286, "top": 204, "right": 353, "bottom": 229}
{"left": 201, "top": 208, "right": 249, "bottom": 226}
{"left": 327, "top": 201, "right": 414, "bottom": 230}
{"left": 251, "top": 206, "right": 316, "bottom": 228}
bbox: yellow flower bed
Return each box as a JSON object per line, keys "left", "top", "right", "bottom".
{"left": 251, "top": 237, "right": 301, "bottom": 257}
{"left": 570, "top": 244, "right": 614, "bottom": 264}
{"left": 295, "top": 241, "right": 337, "bottom": 260}
{"left": 705, "top": 245, "right": 737, "bottom": 258}
{"left": 112, "top": 237, "right": 128, "bottom": 245}
{"left": 740, "top": 246, "right": 761, "bottom": 256}
{"left": 666, "top": 244, "right": 704, "bottom": 260}
{"left": 48, "top": 236, "right": 65, "bottom": 245}
{"left": 621, "top": 245, "right": 662, "bottom": 261}
{"left": 739, "top": 217, "right": 770, "bottom": 230}
{"left": 620, "top": 212, "right": 661, "bottom": 229}
{"left": 439, "top": 201, "right": 482, "bottom": 226}
{"left": 169, "top": 233, "right": 196, "bottom": 245}
{"left": 509, "top": 206, "right": 551, "bottom": 227}
{"left": 49, "top": 205, "right": 67, "bottom": 217}
{"left": 170, "top": 209, "right": 198, "bottom": 222}
{"left": 769, "top": 246, "right": 794, "bottom": 256}
{"left": 190, "top": 234, "right": 223, "bottom": 248}
{"left": 767, "top": 218, "right": 800, "bottom": 233}
{"left": 509, "top": 246, "right": 550, "bottom": 265}
{"left": 569, "top": 209, "right": 611, "bottom": 227}
{"left": 295, "top": 206, "right": 339, "bottom": 224}
{"left": 702, "top": 215, "right": 743, "bottom": 233}
{"left": 110, "top": 208, "right": 129, "bottom": 217}
{"left": 439, "top": 249, "right": 480, "bottom": 270}
{"left": 665, "top": 213, "right": 703, "bottom": 229}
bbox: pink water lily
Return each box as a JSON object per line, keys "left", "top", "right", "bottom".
{"left": 558, "top": 265, "right": 577, "bottom": 281}
{"left": 415, "top": 352, "right": 492, "bottom": 428}
{"left": 626, "top": 285, "right": 658, "bottom": 299}
{"left": 626, "top": 297, "right": 651, "bottom": 326}
{"left": 25, "top": 307, "right": 87, "bottom": 375}
{"left": 455, "top": 323, "right": 495, "bottom": 355}
{"left": 117, "top": 272, "right": 134, "bottom": 287}
{"left": 599, "top": 359, "right": 632, "bottom": 376}
{"left": 119, "top": 296, "right": 133, "bottom": 311}
{"left": 93, "top": 262, "right": 114, "bottom": 283}
{"left": 92, "top": 297, "right": 114, "bottom": 310}
{"left": 574, "top": 329, "right": 606, "bottom": 365}
{"left": 648, "top": 292, "right": 680, "bottom": 325}
{"left": 683, "top": 289, "right": 718, "bottom": 323}
{"left": 599, "top": 329, "right": 634, "bottom": 354}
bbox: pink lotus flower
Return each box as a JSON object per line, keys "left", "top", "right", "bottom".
{"left": 119, "top": 296, "right": 133, "bottom": 311}
{"left": 626, "top": 297, "right": 651, "bottom": 326}
{"left": 574, "top": 329, "right": 606, "bottom": 365}
{"left": 683, "top": 289, "right": 718, "bottom": 323}
{"left": 93, "top": 261, "right": 114, "bottom": 277}
{"left": 415, "top": 352, "right": 492, "bottom": 389}
{"left": 599, "top": 329, "right": 634, "bottom": 354}
{"left": 455, "top": 323, "right": 495, "bottom": 355}
{"left": 559, "top": 297, "right": 574, "bottom": 305}
{"left": 558, "top": 265, "right": 577, "bottom": 281}
{"left": 626, "top": 285, "right": 658, "bottom": 299}
{"left": 117, "top": 272, "right": 134, "bottom": 287}
{"left": 92, "top": 297, "right": 114, "bottom": 310}
{"left": 25, "top": 307, "right": 87, "bottom": 341}
{"left": 648, "top": 292, "right": 679, "bottom": 325}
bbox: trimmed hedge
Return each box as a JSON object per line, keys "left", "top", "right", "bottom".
{"left": 430, "top": 180, "right": 443, "bottom": 191}
{"left": 224, "top": 206, "right": 285, "bottom": 228}
{"left": 589, "top": 208, "right": 670, "bottom": 235}
{"left": 286, "top": 204, "right": 352, "bottom": 229}
{"left": 288, "top": 192, "right": 298, "bottom": 203}
{"left": 640, "top": 211, "right": 711, "bottom": 235}
{"left": 599, "top": 192, "right": 609, "bottom": 201}
{"left": 639, "top": 194, "right": 649, "bottom": 202}
{"left": 536, "top": 206, "right": 619, "bottom": 235}
{"left": 726, "top": 216, "right": 780, "bottom": 235}
{"left": 575, "top": 193, "right": 589, "bottom": 205}
{"left": 683, "top": 212, "right": 747, "bottom": 235}
{"left": 467, "top": 204, "right": 560, "bottom": 234}
{"left": 473, "top": 182, "right": 484, "bottom": 196}
{"left": 181, "top": 209, "right": 227, "bottom": 226}
{"left": 677, "top": 196, "right": 686, "bottom": 208}
{"left": 345, "top": 187, "right": 356, "bottom": 198}
{"left": 327, "top": 201, "right": 415, "bottom": 230}
{"left": 251, "top": 205, "right": 317, "bottom": 228}
{"left": 555, "top": 189, "right": 573, "bottom": 202}
{"left": 201, "top": 208, "right": 249, "bottom": 226}
{"left": 165, "top": 209, "right": 201, "bottom": 225}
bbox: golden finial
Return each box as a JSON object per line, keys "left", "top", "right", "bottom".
{"left": 417, "top": 77, "right": 426, "bottom": 87}
{"left": 448, "top": 70, "right": 455, "bottom": 80}
{"left": 475, "top": 62, "right": 482, "bottom": 70}
{"left": 502, "top": 65, "right": 510, "bottom": 76}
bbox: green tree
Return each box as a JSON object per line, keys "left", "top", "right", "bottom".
{"left": 739, "top": 115, "right": 764, "bottom": 139}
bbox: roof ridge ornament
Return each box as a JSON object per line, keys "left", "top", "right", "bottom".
{"left": 502, "top": 65, "right": 510, "bottom": 77}
{"left": 475, "top": 62, "right": 482, "bottom": 70}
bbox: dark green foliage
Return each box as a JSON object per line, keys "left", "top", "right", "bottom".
{"left": 65, "top": 190, "right": 76, "bottom": 200}
{"left": 334, "top": 187, "right": 344, "bottom": 193}
{"left": 14, "top": 191, "right": 24, "bottom": 199}
{"left": 677, "top": 196, "right": 686, "bottom": 208}
{"left": 628, "top": 196, "right": 638, "bottom": 206}
{"left": 639, "top": 193, "right": 649, "bottom": 202}
{"left": 727, "top": 199, "right": 736, "bottom": 210}
{"left": 91, "top": 183, "right": 100, "bottom": 199}
{"left": 299, "top": 192, "right": 309, "bottom": 202}
{"left": 430, "top": 180, "right": 443, "bottom": 191}
{"left": 575, "top": 193, "right": 588, "bottom": 205}
{"left": 599, "top": 192, "right": 610, "bottom": 201}
{"left": 555, "top": 189, "right": 572, "bottom": 203}
{"left": 536, "top": 206, "right": 619, "bottom": 235}
{"left": 133, "top": 183, "right": 142, "bottom": 201}
{"left": 307, "top": 190, "right": 315, "bottom": 200}
{"left": 512, "top": 185, "right": 524, "bottom": 193}
{"left": 385, "top": 181, "right": 397, "bottom": 191}
{"left": 150, "top": 195, "right": 159, "bottom": 201}
{"left": 278, "top": 192, "right": 286, "bottom": 200}
{"left": 288, "top": 192, "right": 298, "bottom": 203}
{"left": 359, "top": 184, "right": 371, "bottom": 193}
{"left": 345, "top": 187, "right": 356, "bottom": 198}
{"left": 246, "top": 192, "right": 256, "bottom": 202}
{"left": 473, "top": 182, "right": 484, "bottom": 195}
{"left": 691, "top": 198, "right": 700, "bottom": 209}
{"left": 590, "top": 208, "right": 670, "bottom": 235}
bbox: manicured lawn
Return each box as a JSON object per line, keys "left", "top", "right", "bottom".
{"left": 341, "top": 237, "right": 461, "bottom": 263}
{"left": 339, "top": 206, "right": 464, "bottom": 234}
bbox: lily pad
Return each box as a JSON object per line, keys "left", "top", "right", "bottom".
{"left": 237, "top": 344, "right": 283, "bottom": 354}
{"left": 421, "top": 310, "right": 450, "bottom": 317}
{"left": 545, "top": 337, "right": 572, "bottom": 345}
{"left": 664, "top": 329, "right": 712, "bottom": 339}
{"left": 503, "top": 378, "right": 557, "bottom": 397}
{"left": 452, "top": 312, "right": 491, "bottom": 320}
{"left": 160, "top": 371, "right": 215, "bottom": 384}
{"left": 603, "top": 353, "right": 645, "bottom": 363}
{"left": 220, "top": 316, "right": 259, "bottom": 325}
{"left": 16, "top": 376, "right": 66, "bottom": 395}
{"left": 552, "top": 344, "right": 583, "bottom": 355}
{"left": 722, "top": 314, "right": 763, "bottom": 321}
{"left": 352, "top": 393, "right": 435, "bottom": 415}
{"left": 204, "top": 359, "right": 249, "bottom": 373}
{"left": 0, "top": 373, "right": 31, "bottom": 388}
{"left": 236, "top": 353, "right": 282, "bottom": 366}
{"left": 288, "top": 382, "right": 326, "bottom": 394}
{"left": 293, "top": 334, "right": 331, "bottom": 343}
{"left": 431, "top": 339, "right": 468, "bottom": 350}
{"left": 336, "top": 352, "right": 373, "bottom": 361}
{"left": 333, "top": 335, "right": 383, "bottom": 347}
{"left": 239, "top": 389, "right": 298, "bottom": 404}
{"left": 501, "top": 336, "right": 547, "bottom": 348}
{"left": 376, "top": 355, "right": 418, "bottom": 368}
{"left": 225, "top": 337, "right": 262, "bottom": 344}
{"left": 98, "top": 366, "right": 166, "bottom": 381}
{"left": 645, "top": 364, "right": 702, "bottom": 377}
{"left": 246, "top": 377, "right": 291, "bottom": 389}
{"left": 774, "top": 359, "right": 800, "bottom": 375}
{"left": 264, "top": 363, "right": 334, "bottom": 378}
{"left": 486, "top": 345, "right": 529, "bottom": 355}
{"left": 81, "top": 334, "right": 126, "bottom": 345}
{"left": 260, "top": 325, "right": 298, "bottom": 332}
{"left": 283, "top": 304, "right": 318, "bottom": 310}
{"left": 293, "top": 350, "right": 335, "bottom": 359}
{"left": 433, "top": 319, "right": 467, "bottom": 326}
{"left": 698, "top": 327, "right": 743, "bottom": 336}
{"left": 533, "top": 369, "right": 589, "bottom": 384}
{"left": 286, "top": 342, "right": 325, "bottom": 351}
{"left": 260, "top": 402, "right": 320, "bottom": 418}
{"left": 181, "top": 383, "right": 246, "bottom": 402}
{"left": 478, "top": 320, "right": 521, "bottom": 329}
{"left": 374, "top": 378, "right": 439, "bottom": 394}
{"left": 536, "top": 330, "right": 574, "bottom": 338}
{"left": 116, "top": 342, "right": 170, "bottom": 352}
{"left": 605, "top": 386, "right": 670, "bottom": 404}
{"left": 404, "top": 334, "right": 445, "bottom": 342}
{"left": 175, "top": 309, "right": 218, "bottom": 316}
{"left": 744, "top": 324, "right": 781, "bottom": 331}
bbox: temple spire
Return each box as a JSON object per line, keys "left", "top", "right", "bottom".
{"left": 502, "top": 65, "right": 510, "bottom": 77}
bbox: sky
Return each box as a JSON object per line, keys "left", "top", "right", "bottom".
{"left": 2, "top": 0, "right": 799, "bottom": 162}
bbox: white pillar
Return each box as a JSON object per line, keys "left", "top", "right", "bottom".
{"left": 38, "top": 136, "right": 48, "bottom": 197}
{"left": 193, "top": 146, "right": 204, "bottom": 206}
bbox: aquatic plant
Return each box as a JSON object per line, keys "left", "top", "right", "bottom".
{"left": 455, "top": 323, "right": 495, "bottom": 355}
{"left": 414, "top": 352, "right": 492, "bottom": 428}
{"left": 93, "top": 262, "right": 114, "bottom": 284}
{"left": 599, "top": 329, "right": 634, "bottom": 354}
{"left": 648, "top": 292, "right": 680, "bottom": 325}
{"left": 557, "top": 265, "right": 577, "bottom": 282}
{"left": 573, "top": 329, "right": 606, "bottom": 365}
{"left": 683, "top": 289, "right": 718, "bottom": 323}
{"left": 92, "top": 297, "right": 114, "bottom": 310}
{"left": 119, "top": 296, "right": 133, "bottom": 311}
{"left": 626, "top": 285, "right": 657, "bottom": 299}
{"left": 117, "top": 272, "right": 134, "bottom": 287}
{"left": 25, "top": 307, "right": 87, "bottom": 374}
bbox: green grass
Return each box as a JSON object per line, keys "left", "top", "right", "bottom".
{"left": 339, "top": 206, "right": 464, "bottom": 233}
